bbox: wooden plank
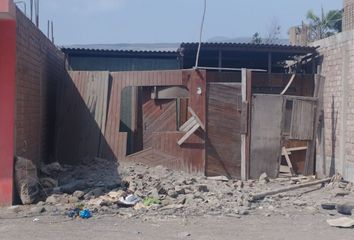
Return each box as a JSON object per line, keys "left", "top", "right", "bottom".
{"left": 177, "top": 123, "right": 200, "bottom": 146}
{"left": 282, "top": 147, "right": 296, "bottom": 176}
{"left": 289, "top": 99, "right": 316, "bottom": 140}
{"left": 180, "top": 118, "right": 197, "bottom": 132}
{"left": 250, "top": 94, "right": 283, "bottom": 178}
{"left": 179, "top": 117, "right": 195, "bottom": 132}
{"left": 188, "top": 107, "right": 205, "bottom": 131}
{"left": 206, "top": 82, "right": 242, "bottom": 178}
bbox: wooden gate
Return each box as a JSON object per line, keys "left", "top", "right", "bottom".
{"left": 206, "top": 82, "right": 243, "bottom": 178}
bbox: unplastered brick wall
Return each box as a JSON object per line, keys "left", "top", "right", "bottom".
{"left": 312, "top": 29, "right": 354, "bottom": 182}
{"left": 15, "top": 9, "right": 66, "bottom": 167}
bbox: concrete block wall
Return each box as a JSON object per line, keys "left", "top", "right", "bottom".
{"left": 313, "top": 29, "right": 354, "bottom": 182}
{"left": 15, "top": 9, "right": 66, "bottom": 167}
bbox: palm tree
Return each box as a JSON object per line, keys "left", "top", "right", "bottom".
{"left": 306, "top": 8, "right": 343, "bottom": 41}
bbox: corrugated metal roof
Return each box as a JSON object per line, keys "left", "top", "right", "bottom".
{"left": 61, "top": 42, "right": 318, "bottom": 55}
{"left": 61, "top": 43, "right": 180, "bottom": 53}
{"left": 180, "top": 42, "right": 318, "bottom": 52}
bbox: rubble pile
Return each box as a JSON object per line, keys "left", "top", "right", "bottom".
{"left": 3, "top": 158, "right": 354, "bottom": 220}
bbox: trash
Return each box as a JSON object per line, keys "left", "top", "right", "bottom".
{"left": 337, "top": 202, "right": 354, "bottom": 215}
{"left": 15, "top": 156, "right": 40, "bottom": 204}
{"left": 79, "top": 209, "right": 92, "bottom": 219}
{"left": 321, "top": 203, "right": 336, "bottom": 210}
{"left": 327, "top": 217, "right": 354, "bottom": 228}
{"left": 32, "top": 218, "right": 40, "bottom": 222}
{"left": 68, "top": 208, "right": 81, "bottom": 218}
{"left": 143, "top": 197, "right": 161, "bottom": 207}
{"left": 118, "top": 194, "right": 141, "bottom": 207}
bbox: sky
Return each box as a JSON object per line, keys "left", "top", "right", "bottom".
{"left": 17, "top": 0, "right": 343, "bottom": 45}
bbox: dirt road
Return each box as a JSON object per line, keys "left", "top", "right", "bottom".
{"left": 0, "top": 213, "right": 352, "bottom": 240}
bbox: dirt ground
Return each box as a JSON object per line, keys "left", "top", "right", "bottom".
{"left": 0, "top": 213, "right": 353, "bottom": 240}
{"left": 2, "top": 159, "right": 354, "bottom": 239}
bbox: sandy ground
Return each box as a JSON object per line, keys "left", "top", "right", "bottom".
{"left": 0, "top": 212, "right": 353, "bottom": 240}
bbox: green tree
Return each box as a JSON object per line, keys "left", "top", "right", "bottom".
{"left": 251, "top": 32, "right": 262, "bottom": 44}
{"left": 306, "top": 8, "right": 343, "bottom": 41}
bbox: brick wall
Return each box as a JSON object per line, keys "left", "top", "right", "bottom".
{"left": 343, "top": 0, "right": 354, "bottom": 31}
{"left": 312, "top": 29, "right": 354, "bottom": 181}
{"left": 15, "top": 9, "right": 66, "bottom": 167}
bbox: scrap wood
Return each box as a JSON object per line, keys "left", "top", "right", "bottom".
{"left": 251, "top": 177, "right": 331, "bottom": 201}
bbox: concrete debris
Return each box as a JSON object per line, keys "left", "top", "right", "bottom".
{"left": 327, "top": 217, "right": 354, "bottom": 228}
{"left": 259, "top": 173, "right": 270, "bottom": 184}
{"left": 15, "top": 156, "right": 40, "bottom": 204}
{"left": 336, "top": 202, "right": 354, "bottom": 215}
{"left": 4, "top": 158, "right": 354, "bottom": 221}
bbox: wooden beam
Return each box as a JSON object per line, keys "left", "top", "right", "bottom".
{"left": 268, "top": 52, "right": 272, "bottom": 73}
{"left": 282, "top": 147, "right": 296, "bottom": 176}
{"left": 241, "top": 69, "right": 252, "bottom": 180}
{"left": 178, "top": 123, "right": 200, "bottom": 146}
{"left": 188, "top": 107, "right": 205, "bottom": 131}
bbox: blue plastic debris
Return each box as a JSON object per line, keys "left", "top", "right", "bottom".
{"left": 79, "top": 209, "right": 92, "bottom": 219}
{"left": 68, "top": 208, "right": 80, "bottom": 218}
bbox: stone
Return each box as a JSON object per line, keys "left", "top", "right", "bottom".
{"left": 46, "top": 195, "right": 60, "bottom": 204}
{"left": 91, "top": 187, "right": 105, "bottom": 197}
{"left": 60, "top": 180, "right": 87, "bottom": 194}
{"left": 178, "top": 232, "right": 191, "bottom": 238}
{"left": 149, "top": 188, "right": 160, "bottom": 199}
{"left": 108, "top": 190, "right": 125, "bottom": 199}
{"left": 68, "top": 196, "right": 79, "bottom": 203}
{"left": 337, "top": 202, "right": 354, "bottom": 215}
{"left": 196, "top": 185, "right": 209, "bottom": 193}
{"left": 167, "top": 190, "right": 178, "bottom": 198}
{"left": 73, "top": 190, "right": 85, "bottom": 199}
{"left": 175, "top": 186, "right": 186, "bottom": 195}
{"left": 30, "top": 206, "right": 45, "bottom": 214}
{"left": 237, "top": 208, "right": 249, "bottom": 215}
{"left": 321, "top": 202, "right": 336, "bottom": 210}
{"left": 259, "top": 173, "right": 270, "bottom": 184}
{"left": 327, "top": 217, "right": 354, "bottom": 228}
{"left": 293, "top": 200, "right": 307, "bottom": 207}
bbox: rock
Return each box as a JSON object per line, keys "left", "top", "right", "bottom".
{"left": 46, "top": 195, "right": 60, "bottom": 204}
{"left": 108, "top": 190, "right": 125, "bottom": 199}
{"left": 88, "top": 198, "right": 111, "bottom": 207}
{"left": 327, "top": 217, "right": 354, "bottom": 228}
{"left": 178, "top": 232, "right": 191, "bottom": 238}
{"left": 149, "top": 188, "right": 160, "bottom": 199}
{"left": 237, "top": 208, "right": 249, "bottom": 215}
{"left": 68, "top": 196, "right": 79, "bottom": 203}
{"left": 175, "top": 186, "right": 186, "bottom": 195}
{"left": 40, "top": 162, "right": 64, "bottom": 175}
{"left": 259, "top": 173, "right": 270, "bottom": 184}
{"left": 207, "top": 176, "right": 229, "bottom": 181}
{"left": 337, "top": 202, "right": 354, "bottom": 215}
{"left": 91, "top": 187, "right": 105, "bottom": 197}
{"left": 167, "top": 190, "right": 178, "bottom": 198}
{"left": 196, "top": 185, "right": 209, "bottom": 193}
{"left": 15, "top": 157, "right": 40, "bottom": 204}
{"left": 39, "top": 177, "right": 58, "bottom": 189}
{"left": 321, "top": 203, "right": 336, "bottom": 210}
{"left": 60, "top": 180, "right": 87, "bottom": 194}
{"left": 30, "top": 206, "right": 45, "bottom": 214}
{"left": 333, "top": 190, "right": 350, "bottom": 197}
{"left": 73, "top": 190, "right": 85, "bottom": 199}
{"left": 293, "top": 200, "right": 307, "bottom": 207}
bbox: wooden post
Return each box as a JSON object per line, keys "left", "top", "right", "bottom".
{"left": 268, "top": 52, "right": 272, "bottom": 73}
{"left": 241, "top": 69, "right": 252, "bottom": 180}
{"left": 218, "top": 50, "right": 223, "bottom": 72}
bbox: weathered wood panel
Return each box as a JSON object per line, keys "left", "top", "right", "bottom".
{"left": 289, "top": 99, "right": 316, "bottom": 140}
{"left": 250, "top": 94, "right": 284, "bottom": 178}
{"left": 142, "top": 99, "right": 177, "bottom": 149}
{"left": 206, "top": 83, "right": 242, "bottom": 178}
{"left": 103, "top": 70, "right": 191, "bottom": 161}
{"left": 206, "top": 72, "right": 314, "bottom": 97}
{"left": 55, "top": 71, "right": 110, "bottom": 164}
